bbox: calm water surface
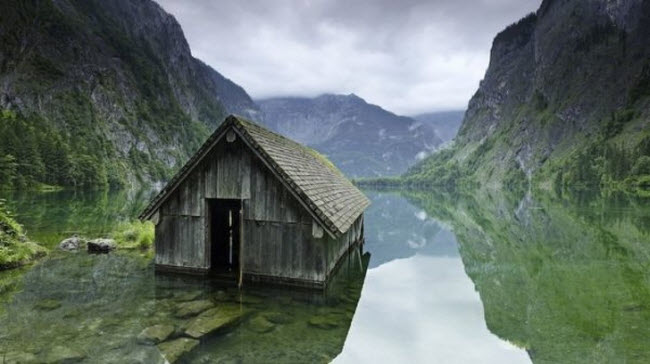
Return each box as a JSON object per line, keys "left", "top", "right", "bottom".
{"left": 0, "top": 188, "right": 649, "bottom": 363}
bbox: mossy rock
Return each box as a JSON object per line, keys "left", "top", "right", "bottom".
{"left": 248, "top": 315, "right": 275, "bottom": 334}
{"left": 262, "top": 311, "right": 293, "bottom": 325}
{"left": 174, "top": 290, "right": 202, "bottom": 302}
{"left": 174, "top": 299, "right": 214, "bottom": 318}
{"left": 212, "top": 291, "right": 263, "bottom": 305}
{"left": 1, "top": 351, "right": 37, "bottom": 364}
{"left": 34, "top": 299, "right": 62, "bottom": 311}
{"left": 185, "top": 305, "right": 246, "bottom": 339}
{"left": 137, "top": 324, "right": 175, "bottom": 345}
{"left": 152, "top": 290, "right": 174, "bottom": 299}
{"left": 157, "top": 338, "right": 198, "bottom": 364}
{"left": 308, "top": 314, "right": 340, "bottom": 330}
{"left": 43, "top": 346, "right": 85, "bottom": 363}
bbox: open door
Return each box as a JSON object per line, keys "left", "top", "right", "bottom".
{"left": 208, "top": 199, "right": 241, "bottom": 274}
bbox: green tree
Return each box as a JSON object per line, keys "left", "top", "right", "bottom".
{"left": 0, "top": 154, "right": 18, "bottom": 187}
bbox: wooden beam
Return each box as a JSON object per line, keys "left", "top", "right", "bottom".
{"left": 238, "top": 207, "right": 244, "bottom": 289}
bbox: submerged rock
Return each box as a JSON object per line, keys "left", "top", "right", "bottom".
{"left": 174, "top": 300, "right": 214, "bottom": 318}
{"left": 212, "top": 291, "right": 263, "bottom": 305}
{"left": 87, "top": 238, "right": 116, "bottom": 253}
{"left": 248, "top": 315, "right": 275, "bottom": 333}
{"left": 308, "top": 314, "right": 340, "bottom": 330}
{"left": 184, "top": 305, "right": 246, "bottom": 339}
{"left": 1, "top": 351, "right": 37, "bottom": 363}
{"left": 106, "top": 346, "right": 166, "bottom": 364}
{"left": 43, "top": 346, "right": 85, "bottom": 363}
{"left": 137, "top": 324, "right": 175, "bottom": 345}
{"left": 157, "top": 338, "right": 198, "bottom": 364}
{"left": 263, "top": 311, "right": 293, "bottom": 325}
{"left": 34, "top": 299, "right": 62, "bottom": 311}
{"left": 58, "top": 236, "right": 86, "bottom": 251}
{"left": 174, "top": 290, "right": 202, "bottom": 302}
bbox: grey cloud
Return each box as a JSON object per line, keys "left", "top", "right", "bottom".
{"left": 156, "top": 0, "right": 541, "bottom": 115}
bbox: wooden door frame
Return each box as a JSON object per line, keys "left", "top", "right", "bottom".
{"left": 205, "top": 198, "right": 243, "bottom": 278}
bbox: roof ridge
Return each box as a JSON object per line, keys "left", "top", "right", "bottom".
{"left": 231, "top": 118, "right": 344, "bottom": 234}
{"left": 140, "top": 115, "right": 370, "bottom": 236}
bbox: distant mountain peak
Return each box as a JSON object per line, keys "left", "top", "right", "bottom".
{"left": 257, "top": 94, "right": 443, "bottom": 178}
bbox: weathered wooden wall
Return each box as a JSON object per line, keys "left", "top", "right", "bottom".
{"left": 155, "top": 134, "right": 252, "bottom": 269}
{"left": 241, "top": 156, "right": 364, "bottom": 284}
{"left": 154, "top": 126, "right": 365, "bottom": 286}
{"left": 322, "top": 215, "right": 364, "bottom": 281}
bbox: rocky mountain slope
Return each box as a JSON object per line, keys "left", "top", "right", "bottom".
{"left": 0, "top": 0, "right": 258, "bottom": 189}
{"left": 258, "top": 94, "right": 442, "bottom": 177}
{"left": 406, "top": 0, "right": 650, "bottom": 190}
{"left": 413, "top": 110, "right": 465, "bottom": 143}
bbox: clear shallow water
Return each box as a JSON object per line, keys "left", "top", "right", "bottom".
{"left": 1, "top": 188, "right": 649, "bottom": 363}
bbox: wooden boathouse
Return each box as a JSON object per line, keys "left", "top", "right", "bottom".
{"left": 139, "top": 115, "right": 370, "bottom": 288}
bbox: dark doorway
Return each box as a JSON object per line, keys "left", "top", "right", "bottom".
{"left": 208, "top": 199, "right": 241, "bottom": 273}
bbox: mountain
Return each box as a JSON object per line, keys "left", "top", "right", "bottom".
{"left": 405, "top": 0, "right": 650, "bottom": 191}
{"left": 0, "top": 0, "right": 258, "bottom": 189}
{"left": 412, "top": 110, "right": 465, "bottom": 142}
{"left": 257, "top": 94, "right": 443, "bottom": 178}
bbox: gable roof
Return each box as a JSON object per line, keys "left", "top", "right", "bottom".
{"left": 139, "top": 115, "right": 370, "bottom": 237}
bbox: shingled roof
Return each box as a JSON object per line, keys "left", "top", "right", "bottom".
{"left": 139, "top": 115, "right": 370, "bottom": 237}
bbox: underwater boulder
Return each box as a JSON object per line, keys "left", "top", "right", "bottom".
{"left": 33, "top": 299, "right": 62, "bottom": 311}
{"left": 174, "top": 300, "right": 214, "bottom": 318}
{"left": 262, "top": 311, "right": 293, "bottom": 325}
{"left": 137, "top": 324, "right": 175, "bottom": 345}
{"left": 174, "top": 290, "right": 202, "bottom": 302}
{"left": 184, "top": 305, "right": 246, "bottom": 339}
{"left": 307, "top": 314, "right": 341, "bottom": 329}
{"left": 248, "top": 315, "right": 275, "bottom": 333}
{"left": 43, "top": 346, "right": 85, "bottom": 363}
{"left": 1, "top": 351, "right": 37, "bottom": 363}
{"left": 157, "top": 338, "right": 198, "bottom": 363}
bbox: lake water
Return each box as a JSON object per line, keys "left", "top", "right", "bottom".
{"left": 0, "top": 188, "right": 649, "bottom": 363}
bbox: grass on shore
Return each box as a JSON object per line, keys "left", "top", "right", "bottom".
{"left": 0, "top": 200, "right": 47, "bottom": 270}
{"left": 110, "top": 220, "right": 154, "bottom": 250}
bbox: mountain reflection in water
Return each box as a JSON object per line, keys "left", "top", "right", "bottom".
{"left": 2, "top": 187, "right": 648, "bottom": 363}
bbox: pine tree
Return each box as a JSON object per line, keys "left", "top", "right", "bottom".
{"left": 0, "top": 154, "right": 18, "bottom": 187}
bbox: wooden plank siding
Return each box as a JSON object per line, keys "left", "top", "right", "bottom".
{"left": 156, "top": 136, "right": 254, "bottom": 270}
{"left": 153, "top": 125, "right": 365, "bottom": 287}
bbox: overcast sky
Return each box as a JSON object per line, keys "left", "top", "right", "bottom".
{"left": 156, "top": 0, "right": 541, "bottom": 115}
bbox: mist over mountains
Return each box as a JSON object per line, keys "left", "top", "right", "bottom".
{"left": 0, "top": 0, "right": 452, "bottom": 188}
{"left": 258, "top": 94, "right": 443, "bottom": 177}
{"left": 413, "top": 111, "right": 465, "bottom": 143}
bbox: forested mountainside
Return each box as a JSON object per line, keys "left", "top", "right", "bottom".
{"left": 405, "top": 0, "right": 650, "bottom": 191}
{"left": 258, "top": 94, "right": 442, "bottom": 178}
{"left": 0, "top": 0, "right": 258, "bottom": 189}
{"left": 413, "top": 110, "right": 465, "bottom": 142}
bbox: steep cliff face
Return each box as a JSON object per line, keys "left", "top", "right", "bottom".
{"left": 0, "top": 0, "right": 258, "bottom": 188}
{"left": 407, "top": 0, "right": 650, "bottom": 189}
{"left": 258, "top": 94, "right": 442, "bottom": 178}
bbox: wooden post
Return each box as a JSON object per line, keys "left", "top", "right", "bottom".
{"left": 238, "top": 207, "right": 244, "bottom": 288}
